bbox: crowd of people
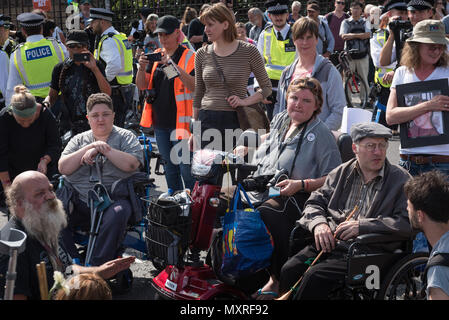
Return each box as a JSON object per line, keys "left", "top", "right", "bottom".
{"left": 0, "top": 0, "right": 449, "bottom": 301}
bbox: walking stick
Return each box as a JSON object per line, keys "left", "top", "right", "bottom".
{"left": 276, "top": 205, "right": 359, "bottom": 301}
{"left": 36, "top": 262, "right": 48, "bottom": 300}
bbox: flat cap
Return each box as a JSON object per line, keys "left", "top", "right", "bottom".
{"left": 17, "top": 12, "right": 45, "bottom": 27}
{"left": 350, "top": 122, "right": 392, "bottom": 142}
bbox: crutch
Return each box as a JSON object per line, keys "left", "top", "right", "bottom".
{"left": 277, "top": 205, "right": 358, "bottom": 300}
{"left": 85, "top": 154, "right": 113, "bottom": 266}
{"left": 0, "top": 228, "right": 27, "bottom": 300}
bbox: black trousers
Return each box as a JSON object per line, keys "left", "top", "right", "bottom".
{"left": 257, "top": 192, "right": 310, "bottom": 280}
{"left": 111, "top": 85, "right": 134, "bottom": 128}
{"left": 198, "top": 109, "right": 240, "bottom": 151}
{"left": 279, "top": 243, "right": 348, "bottom": 299}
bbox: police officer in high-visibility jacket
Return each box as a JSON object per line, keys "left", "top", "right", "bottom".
{"left": 256, "top": 0, "right": 296, "bottom": 121}
{"left": 136, "top": 15, "right": 195, "bottom": 192}
{"left": 90, "top": 8, "right": 133, "bottom": 128}
{"left": 5, "top": 13, "right": 67, "bottom": 106}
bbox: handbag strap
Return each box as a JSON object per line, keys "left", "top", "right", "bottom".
{"left": 208, "top": 44, "right": 231, "bottom": 97}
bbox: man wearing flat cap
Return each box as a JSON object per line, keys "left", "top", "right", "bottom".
{"left": 5, "top": 12, "right": 68, "bottom": 107}
{"left": 90, "top": 8, "right": 133, "bottom": 128}
{"left": 273, "top": 122, "right": 413, "bottom": 300}
{"left": 256, "top": 0, "right": 296, "bottom": 121}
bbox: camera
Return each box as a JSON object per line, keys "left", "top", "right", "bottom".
{"left": 146, "top": 52, "right": 162, "bottom": 62}
{"left": 388, "top": 20, "right": 412, "bottom": 31}
{"left": 145, "top": 88, "right": 157, "bottom": 104}
{"left": 73, "top": 53, "right": 90, "bottom": 62}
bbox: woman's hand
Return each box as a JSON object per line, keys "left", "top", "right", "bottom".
{"left": 138, "top": 53, "right": 149, "bottom": 70}
{"left": 233, "top": 146, "right": 248, "bottom": 158}
{"left": 227, "top": 95, "right": 247, "bottom": 108}
{"left": 91, "top": 141, "right": 112, "bottom": 155}
{"left": 428, "top": 95, "right": 449, "bottom": 112}
{"left": 275, "top": 179, "right": 302, "bottom": 196}
{"left": 80, "top": 147, "right": 99, "bottom": 166}
{"left": 37, "top": 160, "right": 48, "bottom": 175}
{"left": 313, "top": 223, "right": 335, "bottom": 253}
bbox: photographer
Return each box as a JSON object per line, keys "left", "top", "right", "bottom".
{"left": 45, "top": 30, "right": 111, "bottom": 135}
{"left": 379, "top": 0, "right": 433, "bottom": 67}
{"left": 136, "top": 15, "right": 195, "bottom": 192}
{"left": 370, "top": 0, "right": 408, "bottom": 129}
{"left": 0, "top": 15, "right": 16, "bottom": 57}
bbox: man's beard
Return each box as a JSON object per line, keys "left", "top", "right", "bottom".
{"left": 21, "top": 198, "right": 67, "bottom": 250}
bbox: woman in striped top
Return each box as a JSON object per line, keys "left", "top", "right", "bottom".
{"left": 191, "top": 3, "right": 272, "bottom": 151}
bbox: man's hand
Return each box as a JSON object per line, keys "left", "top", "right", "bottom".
{"left": 82, "top": 51, "right": 98, "bottom": 71}
{"left": 313, "top": 223, "right": 335, "bottom": 253}
{"left": 334, "top": 220, "right": 359, "bottom": 241}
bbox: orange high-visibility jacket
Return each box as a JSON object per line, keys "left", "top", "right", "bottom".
{"left": 140, "top": 48, "right": 195, "bottom": 140}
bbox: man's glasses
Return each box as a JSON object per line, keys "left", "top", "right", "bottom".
{"left": 67, "top": 43, "right": 85, "bottom": 49}
{"left": 358, "top": 142, "right": 388, "bottom": 152}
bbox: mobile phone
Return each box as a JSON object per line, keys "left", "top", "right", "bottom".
{"left": 162, "top": 63, "right": 180, "bottom": 80}
{"left": 73, "top": 53, "right": 90, "bottom": 62}
{"left": 268, "top": 186, "right": 281, "bottom": 198}
{"left": 146, "top": 52, "right": 162, "bottom": 62}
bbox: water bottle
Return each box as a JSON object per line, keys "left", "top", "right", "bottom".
{"left": 158, "top": 188, "right": 174, "bottom": 200}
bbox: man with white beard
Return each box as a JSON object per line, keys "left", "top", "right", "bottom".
{"left": 0, "top": 171, "right": 135, "bottom": 300}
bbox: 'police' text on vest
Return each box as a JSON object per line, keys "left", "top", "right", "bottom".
{"left": 25, "top": 46, "right": 53, "bottom": 61}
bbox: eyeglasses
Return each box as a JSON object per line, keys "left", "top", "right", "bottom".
{"left": 358, "top": 142, "right": 388, "bottom": 152}
{"left": 67, "top": 43, "right": 85, "bottom": 49}
{"left": 337, "top": 1, "right": 345, "bottom": 4}
{"left": 88, "top": 112, "right": 113, "bottom": 121}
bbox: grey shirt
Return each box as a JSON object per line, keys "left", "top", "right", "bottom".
{"left": 247, "top": 112, "right": 342, "bottom": 204}
{"left": 427, "top": 230, "right": 449, "bottom": 297}
{"left": 62, "top": 126, "right": 143, "bottom": 203}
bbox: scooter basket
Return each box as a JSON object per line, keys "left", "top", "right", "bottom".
{"left": 144, "top": 197, "right": 192, "bottom": 268}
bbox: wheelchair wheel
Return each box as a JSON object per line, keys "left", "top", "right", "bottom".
{"left": 345, "top": 73, "right": 368, "bottom": 109}
{"left": 378, "top": 252, "right": 428, "bottom": 300}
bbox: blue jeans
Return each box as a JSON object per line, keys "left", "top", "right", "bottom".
{"left": 399, "top": 157, "right": 449, "bottom": 253}
{"left": 154, "top": 127, "right": 194, "bottom": 192}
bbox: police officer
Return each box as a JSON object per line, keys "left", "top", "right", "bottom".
{"left": 89, "top": 8, "right": 134, "bottom": 128}
{"left": 0, "top": 15, "right": 16, "bottom": 57}
{"left": 5, "top": 12, "right": 68, "bottom": 107}
{"left": 0, "top": 49, "right": 7, "bottom": 109}
{"left": 370, "top": 0, "right": 408, "bottom": 129}
{"left": 256, "top": 0, "right": 296, "bottom": 121}
{"left": 379, "top": 0, "right": 434, "bottom": 67}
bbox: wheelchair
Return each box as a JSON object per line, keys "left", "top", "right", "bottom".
{"left": 288, "top": 228, "right": 428, "bottom": 300}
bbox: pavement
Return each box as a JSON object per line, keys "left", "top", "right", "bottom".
{"left": 0, "top": 137, "right": 401, "bottom": 300}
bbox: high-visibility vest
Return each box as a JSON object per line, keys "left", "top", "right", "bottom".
{"left": 13, "top": 38, "right": 65, "bottom": 98}
{"left": 181, "top": 36, "right": 195, "bottom": 52}
{"left": 140, "top": 47, "right": 195, "bottom": 140}
{"left": 262, "top": 26, "right": 296, "bottom": 81}
{"left": 95, "top": 32, "right": 133, "bottom": 85}
{"left": 374, "top": 30, "right": 393, "bottom": 88}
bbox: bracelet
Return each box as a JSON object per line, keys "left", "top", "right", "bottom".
{"left": 301, "top": 180, "right": 305, "bottom": 191}
{"left": 304, "top": 179, "right": 310, "bottom": 192}
{"left": 40, "top": 156, "right": 50, "bottom": 164}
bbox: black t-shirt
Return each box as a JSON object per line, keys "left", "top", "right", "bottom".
{"left": 0, "top": 218, "right": 72, "bottom": 300}
{"left": 0, "top": 106, "right": 62, "bottom": 180}
{"left": 187, "top": 18, "right": 205, "bottom": 51}
{"left": 149, "top": 45, "right": 194, "bottom": 129}
{"left": 50, "top": 59, "right": 106, "bottom": 125}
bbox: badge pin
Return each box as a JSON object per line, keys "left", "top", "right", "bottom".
{"left": 307, "top": 133, "right": 316, "bottom": 142}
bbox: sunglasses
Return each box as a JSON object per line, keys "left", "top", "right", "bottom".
{"left": 67, "top": 43, "right": 85, "bottom": 49}
{"left": 337, "top": 1, "right": 345, "bottom": 4}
